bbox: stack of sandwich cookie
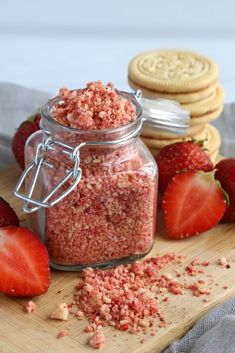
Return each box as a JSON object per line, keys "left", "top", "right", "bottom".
{"left": 128, "top": 49, "right": 225, "bottom": 161}
{"left": 141, "top": 124, "right": 221, "bottom": 163}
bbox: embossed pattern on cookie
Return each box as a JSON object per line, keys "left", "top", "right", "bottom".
{"left": 138, "top": 54, "right": 208, "bottom": 80}
{"left": 128, "top": 50, "right": 218, "bottom": 92}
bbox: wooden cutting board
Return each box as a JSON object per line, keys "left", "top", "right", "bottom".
{"left": 1, "top": 164, "right": 235, "bottom": 353}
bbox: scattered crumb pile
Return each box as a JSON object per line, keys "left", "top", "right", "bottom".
{"left": 73, "top": 253, "right": 231, "bottom": 349}
{"left": 24, "top": 254, "right": 232, "bottom": 350}
{"left": 52, "top": 81, "right": 137, "bottom": 130}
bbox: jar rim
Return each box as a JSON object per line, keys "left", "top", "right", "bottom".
{"left": 40, "top": 89, "right": 142, "bottom": 135}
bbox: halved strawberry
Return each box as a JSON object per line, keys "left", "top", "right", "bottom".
{"left": 162, "top": 171, "right": 227, "bottom": 239}
{"left": 156, "top": 141, "right": 213, "bottom": 192}
{"left": 0, "top": 227, "right": 50, "bottom": 297}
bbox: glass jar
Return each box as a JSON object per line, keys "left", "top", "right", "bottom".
{"left": 16, "top": 91, "right": 158, "bottom": 271}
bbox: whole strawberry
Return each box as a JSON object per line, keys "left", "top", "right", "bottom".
{"left": 12, "top": 112, "right": 41, "bottom": 169}
{"left": 215, "top": 158, "right": 235, "bottom": 222}
{"left": 162, "top": 170, "right": 227, "bottom": 239}
{"left": 0, "top": 197, "right": 19, "bottom": 227}
{"left": 156, "top": 141, "right": 214, "bottom": 192}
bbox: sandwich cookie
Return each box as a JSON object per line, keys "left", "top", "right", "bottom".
{"left": 182, "top": 85, "right": 224, "bottom": 117}
{"left": 128, "top": 49, "right": 218, "bottom": 93}
{"left": 128, "top": 76, "right": 218, "bottom": 104}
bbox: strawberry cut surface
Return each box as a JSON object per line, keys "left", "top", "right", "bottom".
{"left": 162, "top": 171, "right": 227, "bottom": 239}
{"left": 0, "top": 227, "right": 50, "bottom": 297}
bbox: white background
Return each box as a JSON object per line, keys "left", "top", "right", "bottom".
{"left": 0, "top": 0, "right": 235, "bottom": 100}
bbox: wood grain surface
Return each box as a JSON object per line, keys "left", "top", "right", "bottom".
{"left": 0, "top": 164, "right": 235, "bottom": 353}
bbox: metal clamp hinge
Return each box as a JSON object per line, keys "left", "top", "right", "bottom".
{"left": 14, "top": 136, "right": 83, "bottom": 213}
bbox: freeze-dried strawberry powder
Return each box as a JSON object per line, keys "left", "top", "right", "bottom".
{"left": 75, "top": 254, "right": 179, "bottom": 334}
{"left": 41, "top": 81, "right": 157, "bottom": 266}
{"left": 52, "top": 81, "right": 136, "bottom": 130}
{"left": 74, "top": 253, "right": 216, "bottom": 337}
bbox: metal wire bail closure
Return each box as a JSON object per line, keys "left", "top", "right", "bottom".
{"left": 14, "top": 136, "right": 83, "bottom": 214}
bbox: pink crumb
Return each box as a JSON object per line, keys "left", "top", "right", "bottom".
{"left": 76, "top": 310, "right": 84, "bottom": 320}
{"left": 89, "top": 330, "right": 106, "bottom": 349}
{"left": 84, "top": 324, "right": 95, "bottom": 333}
{"left": 185, "top": 265, "right": 197, "bottom": 276}
{"left": 159, "top": 321, "right": 167, "bottom": 328}
{"left": 191, "top": 259, "right": 200, "bottom": 266}
{"left": 162, "top": 297, "right": 169, "bottom": 302}
{"left": 217, "top": 257, "right": 227, "bottom": 266}
{"left": 57, "top": 331, "right": 65, "bottom": 339}
{"left": 24, "top": 301, "right": 37, "bottom": 313}
{"left": 201, "top": 261, "right": 210, "bottom": 266}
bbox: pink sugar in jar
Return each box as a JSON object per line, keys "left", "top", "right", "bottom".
{"left": 16, "top": 82, "right": 158, "bottom": 270}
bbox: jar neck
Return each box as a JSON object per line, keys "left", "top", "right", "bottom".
{"left": 40, "top": 90, "right": 143, "bottom": 148}
{"left": 41, "top": 116, "right": 142, "bottom": 147}
{"left": 40, "top": 91, "right": 143, "bottom": 165}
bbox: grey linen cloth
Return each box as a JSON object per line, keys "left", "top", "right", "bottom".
{"left": 0, "top": 82, "right": 51, "bottom": 167}
{"left": 0, "top": 83, "right": 235, "bottom": 352}
{"left": 214, "top": 103, "right": 235, "bottom": 157}
{"left": 164, "top": 298, "right": 235, "bottom": 353}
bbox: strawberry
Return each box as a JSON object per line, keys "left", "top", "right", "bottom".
{"left": 162, "top": 171, "right": 227, "bottom": 239}
{"left": 12, "top": 112, "right": 41, "bottom": 169}
{"left": 0, "top": 197, "right": 19, "bottom": 227}
{"left": 155, "top": 141, "right": 213, "bottom": 192}
{"left": 215, "top": 158, "right": 235, "bottom": 222}
{"left": 0, "top": 227, "right": 50, "bottom": 297}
